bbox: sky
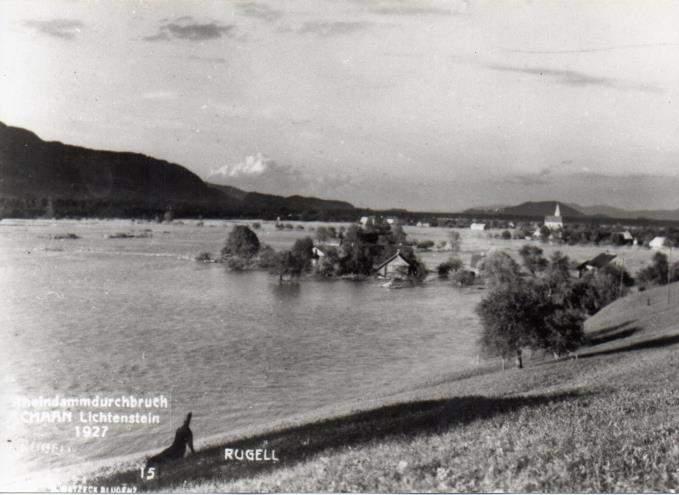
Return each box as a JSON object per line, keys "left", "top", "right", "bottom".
{"left": 1, "top": 0, "right": 679, "bottom": 211}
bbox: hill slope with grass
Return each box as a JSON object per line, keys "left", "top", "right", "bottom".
{"left": 86, "top": 282, "right": 679, "bottom": 492}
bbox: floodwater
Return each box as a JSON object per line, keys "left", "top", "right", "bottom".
{"left": 0, "top": 219, "right": 485, "bottom": 487}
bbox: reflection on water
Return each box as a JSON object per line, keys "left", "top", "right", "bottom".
{"left": 0, "top": 219, "right": 483, "bottom": 482}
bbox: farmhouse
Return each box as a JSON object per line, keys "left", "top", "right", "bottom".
{"left": 470, "top": 223, "right": 487, "bottom": 231}
{"left": 649, "top": 236, "right": 668, "bottom": 250}
{"left": 544, "top": 203, "right": 564, "bottom": 230}
{"left": 576, "top": 253, "right": 617, "bottom": 278}
{"left": 374, "top": 250, "right": 414, "bottom": 278}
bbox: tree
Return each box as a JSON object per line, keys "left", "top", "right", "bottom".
{"left": 637, "top": 252, "right": 670, "bottom": 286}
{"left": 479, "top": 251, "right": 522, "bottom": 289}
{"left": 539, "top": 225, "right": 551, "bottom": 243}
{"left": 291, "top": 237, "right": 314, "bottom": 271}
{"left": 448, "top": 230, "right": 462, "bottom": 253}
{"left": 477, "top": 278, "right": 585, "bottom": 368}
{"left": 391, "top": 223, "right": 407, "bottom": 245}
{"left": 518, "top": 244, "right": 548, "bottom": 275}
{"left": 272, "top": 251, "right": 304, "bottom": 282}
{"left": 221, "top": 225, "right": 260, "bottom": 259}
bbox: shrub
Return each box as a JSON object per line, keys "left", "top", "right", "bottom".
{"left": 437, "top": 257, "right": 463, "bottom": 278}
{"left": 452, "top": 269, "right": 475, "bottom": 287}
{"left": 416, "top": 240, "right": 435, "bottom": 250}
{"left": 256, "top": 245, "right": 278, "bottom": 269}
{"left": 195, "top": 251, "right": 213, "bottom": 263}
{"left": 251, "top": 222, "right": 261, "bottom": 230}
{"left": 501, "top": 230, "right": 512, "bottom": 240}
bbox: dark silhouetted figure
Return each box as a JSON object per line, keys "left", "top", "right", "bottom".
{"left": 147, "top": 412, "right": 195, "bottom": 467}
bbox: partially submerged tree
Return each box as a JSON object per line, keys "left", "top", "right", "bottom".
{"left": 221, "top": 225, "right": 260, "bottom": 260}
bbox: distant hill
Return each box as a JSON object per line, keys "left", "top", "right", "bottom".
{"left": 466, "top": 200, "right": 679, "bottom": 222}
{"left": 498, "top": 201, "right": 585, "bottom": 218}
{"left": 572, "top": 204, "right": 679, "bottom": 222}
{"left": 0, "top": 121, "right": 355, "bottom": 217}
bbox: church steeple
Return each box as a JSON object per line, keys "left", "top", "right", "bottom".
{"left": 554, "top": 203, "right": 561, "bottom": 217}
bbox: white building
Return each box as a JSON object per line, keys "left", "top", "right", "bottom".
{"left": 470, "top": 223, "right": 487, "bottom": 231}
{"left": 649, "top": 236, "right": 668, "bottom": 250}
{"left": 544, "top": 203, "right": 564, "bottom": 230}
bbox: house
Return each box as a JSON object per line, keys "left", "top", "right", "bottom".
{"left": 544, "top": 203, "right": 564, "bottom": 230}
{"left": 359, "top": 216, "right": 375, "bottom": 227}
{"left": 470, "top": 223, "right": 487, "bottom": 231}
{"left": 576, "top": 253, "right": 617, "bottom": 278}
{"left": 615, "top": 231, "right": 634, "bottom": 245}
{"left": 374, "top": 250, "right": 415, "bottom": 278}
{"left": 649, "top": 236, "right": 668, "bottom": 250}
{"left": 416, "top": 221, "right": 431, "bottom": 228}
{"left": 311, "top": 246, "right": 326, "bottom": 266}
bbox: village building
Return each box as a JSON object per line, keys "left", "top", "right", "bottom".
{"left": 576, "top": 253, "right": 617, "bottom": 278}
{"left": 374, "top": 250, "right": 415, "bottom": 278}
{"left": 649, "top": 236, "right": 668, "bottom": 250}
{"left": 544, "top": 203, "right": 564, "bottom": 230}
{"left": 470, "top": 223, "right": 487, "bottom": 231}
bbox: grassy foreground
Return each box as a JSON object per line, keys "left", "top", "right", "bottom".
{"left": 87, "top": 282, "right": 679, "bottom": 492}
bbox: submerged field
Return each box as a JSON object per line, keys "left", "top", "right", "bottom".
{"left": 87, "top": 281, "right": 679, "bottom": 492}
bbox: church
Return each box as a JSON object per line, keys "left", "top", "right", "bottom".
{"left": 544, "top": 203, "right": 564, "bottom": 230}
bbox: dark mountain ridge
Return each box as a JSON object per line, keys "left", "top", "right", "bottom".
{"left": 0, "top": 121, "right": 354, "bottom": 217}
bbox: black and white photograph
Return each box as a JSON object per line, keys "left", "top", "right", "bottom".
{"left": 1, "top": 0, "right": 679, "bottom": 492}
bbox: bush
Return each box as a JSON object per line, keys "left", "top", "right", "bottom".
{"left": 501, "top": 230, "right": 512, "bottom": 240}
{"left": 452, "top": 269, "right": 475, "bottom": 287}
{"left": 256, "top": 245, "right": 278, "bottom": 269}
{"left": 416, "top": 240, "right": 435, "bottom": 250}
{"left": 52, "top": 233, "right": 79, "bottom": 240}
{"left": 437, "top": 257, "right": 463, "bottom": 278}
{"left": 195, "top": 251, "right": 213, "bottom": 263}
{"left": 221, "top": 225, "right": 260, "bottom": 260}
{"left": 226, "top": 256, "right": 252, "bottom": 271}
{"left": 251, "top": 222, "right": 261, "bottom": 230}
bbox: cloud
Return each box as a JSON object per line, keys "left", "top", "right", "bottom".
{"left": 206, "top": 153, "right": 354, "bottom": 196}
{"left": 503, "top": 167, "right": 554, "bottom": 186}
{"left": 144, "top": 18, "right": 235, "bottom": 42}
{"left": 369, "top": 0, "right": 470, "bottom": 16}
{"left": 187, "top": 55, "right": 227, "bottom": 64}
{"left": 24, "top": 19, "right": 84, "bottom": 40}
{"left": 236, "top": 2, "right": 283, "bottom": 22}
{"left": 485, "top": 64, "right": 661, "bottom": 93}
{"left": 296, "top": 21, "right": 375, "bottom": 37}
{"left": 503, "top": 42, "right": 679, "bottom": 55}
{"left": 141, "top": 90, "right": 177, "bottom": 100}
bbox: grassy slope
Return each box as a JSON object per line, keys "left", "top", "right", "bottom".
{"left": 89, "top": 282, "right": 679, "bottom": 492}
